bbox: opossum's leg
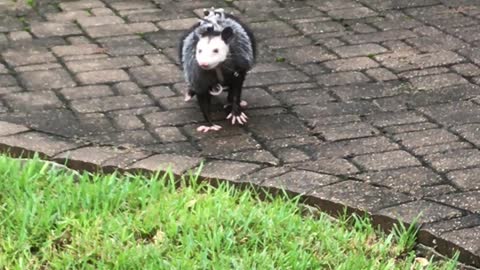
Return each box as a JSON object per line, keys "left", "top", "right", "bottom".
{"left": 226, "top": 71, "right": 248, "bottom": 125}
{"left": 226, "top": 92, "right": 248, "bottom": 108}
{"left": 196, "top": 93, "right": 222, "bottom": 132}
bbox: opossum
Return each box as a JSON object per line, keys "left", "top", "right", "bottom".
{"left": 178, "top": 7, "right": 256, "bottom": 132}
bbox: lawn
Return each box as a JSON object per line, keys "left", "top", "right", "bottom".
{"left": 0, "top": 155, "right": 458, "bottom": 269}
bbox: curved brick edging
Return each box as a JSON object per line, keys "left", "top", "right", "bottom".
{"left": 0, "top": 121, "right": 478, "bottom": 268}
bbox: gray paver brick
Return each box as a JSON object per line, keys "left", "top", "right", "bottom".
{"left": 84, "top": 23, "right": 158, "bottom": 38}
{"left": 70, "top": 94, "right": 153, "bottom": 113}
{"left": 19, "top": 69, "right": 76, "bottom": 90}
{"left": 353, "top": 150, "right": 421, "bottom": 171}
{"left": 76, "top": 69, "right": 130, "bottom": 84}
{"left": 31, "top": 22, "right": 82, "bottom": 38}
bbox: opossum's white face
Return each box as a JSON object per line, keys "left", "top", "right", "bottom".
{"left": 196, "top": 35, "right": 229, "bottom": 70}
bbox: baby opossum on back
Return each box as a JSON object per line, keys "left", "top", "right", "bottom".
{"left": 178, "top": 7, "right": 256, "bottom": 132}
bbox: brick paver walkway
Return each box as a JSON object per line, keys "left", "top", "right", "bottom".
{"left": 0, "top": 0, "right": 479, "bottom": 266}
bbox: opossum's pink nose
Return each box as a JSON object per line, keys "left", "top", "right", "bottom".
{"left": 199, "top": 63, "right": 210, "bottom": 69}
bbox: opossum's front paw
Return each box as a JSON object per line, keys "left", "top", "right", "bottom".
{"left": 185, "top": 92, "right": 193, "bottom": 102}
{"left": 226, "top": 108, "right": 248, "bottom": 125}
{"left": 196, "top": 125, "right": 222, "bottom": 133}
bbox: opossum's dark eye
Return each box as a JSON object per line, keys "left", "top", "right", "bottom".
{"left": 198, "top": 49, "right": 202, "bottom": 53}
{"left": 213, "top": 49, "right": 219, "bottom": 53}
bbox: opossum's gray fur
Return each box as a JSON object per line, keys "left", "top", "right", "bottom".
{"left": 179, "top": 9, "right": 256, "bottom": 93}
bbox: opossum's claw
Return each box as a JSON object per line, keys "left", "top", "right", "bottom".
{"left": 197, "top": 125, "right": 222, "bottom": 133}
{"left": 227, "top": 112, "right": 248, "bottom": 125}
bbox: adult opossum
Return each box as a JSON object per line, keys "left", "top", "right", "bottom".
{"left": 178, "top": 7, "right": 256, "bottom": 132}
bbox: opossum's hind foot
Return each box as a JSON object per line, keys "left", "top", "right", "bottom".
{"left": 227, "top": 111, "right": 248, "bottom": 125}
{"left": 197, "top": 124, "right": 222, "bottom": 133}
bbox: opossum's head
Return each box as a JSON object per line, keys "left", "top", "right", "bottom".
{"left": 195, "top": 26, "right": 233, "bottom": 70}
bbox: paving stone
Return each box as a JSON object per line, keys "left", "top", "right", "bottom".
{"left": 393, "top": 129, "right": 459, "bottom": 149}
{"left": 8, "top": 31, "right": 32, "bottom": 41}
{"left": 198, "top": 134, "right": 260, "bottom": 156}
{"left": 447, "top": 168, "right": 480, "bottom": 191}
{"left": 375, "top": 200, "right": 463, "bottom": 224}
{"left": 63, "top": 54, "right": 109, "bottom": 62}
{"left": 66, "top": 56, "right": 144, "bottom": 73}
{"left": 268, "top": 83, "right": 318, "bottom": 93}
{"left": 276, "top": 46, "right": 336, "bottom": 65}
{"left": 324, "top": 57, "right": 379, "bottom": 72}
{"left": 263, "top": 36, "right": 312, "bottom": 50}
{"left": 70, "top": 94, "right": 153, "bottom": 113}
{"left": 356, "top": 167, "right": 443, "bottom": 197}
{"left": 316, "top": 71, "right": 371, "bottom": 86}
{"left": 0, "top": 75, "right": 18, "bottom": 87}
{"left": 157, "top": 18, "right": 199, "bottom": 31}
{"left": 422, "top": 215, "right": 480, "bottom": 243}
{"left": 343, "top": 30, "right": 417, "bottom": 44}
{"left": 353, "top": 150, "right": 421, "bottom": 171}
{"left": 45, "top": 11, "right": 91, "bottom": 22}
{"left": 100, "top": 36, "right": 158, "bottom": 56}
{"left": 112, "top": 114, "right": 144, "bottom": 130}
{"left": 0, "top": 86, "right": 22, "bottom": 95}
{"left": 245, "top": 166, "right": 291, "bottom": 184}
{"left": 435, "top": 191, "right": 480, "bottom": 214}
{"left": 93, "top": 130, "right": 157, "bottom": 146}
{"left": 383, "top": 122, "right": 439, "bottom": 134}
{"left": 5, "top": 91, "right": 63, "bottom": 111}
{"left": 2, "top": 49, "right": 56, "bottom": 67}
{"left": 366, "top": 68, "right": 398, "bottom": 81}
{"left": 31, "top": 22, "right": 82, "bottom": 38}
{"left": 275, "top": 148, "right": 310, "bottom": 163}
{"left": 367, "top": 111, "right": 427, "bottom": 127}
{"left": 293, "top": 101, "right": 379, "bottom": 119}
{"left": 76, "top": 69, "right": 130, "bottom": 84}
{"left": 333, "top": 43, "right": 388, "bottom": 58}
{"left": 380, "top": 51, "right": 464, "bottom": 72}
{"left": 265, "top": 136, "right": 320, "bottom": 149}
{"left": 406, "top": 34, "right": 467, "bottom": 53}
{"left": 0, "top": 132, "right": 78, "bottom": 157}
{"left": 129, "top": 65, "right": 183, "bottom": 86}
{"left": 143, "top": 54, "right": 172, "bottom": 65}
{"left": 213, "top": 149, "right": 280, "bottom": 166}
{"left": 310, "top": 180, "right": 413, "bottom": 212}
{"left": 18, "top": 69, "right": 75, "bottom": 90}
{"left": 0, "top": 121, "right": 29, "bottom": 136}
{"left": 201, "top": 160, "right": 261, "bottom": 181}
{"left": 452, "top": 63, "right": 480, "bottom": 77}
{"left": 412, "top": 142, "right": 473, "bottom": 156}
{"left": 51, "top": 44, "right": 105, "bottom": 57}
{"left": 295, "top": 20, "right": 344, "bottom": 35}
{"left": 60, "top": 85, "right": 113, "bottom": 100}
{"left": 276, "top": 89, "right": 334, "bottom": 105}
{"left": 143, "top": 108, "right": 204, "bottom": 127}
{"left": 129, "top": 154, "right": 201, "bottom": 175}
{"left": 77, "top": 16, "right": 125, "bottom": 27}
{"left": 439, "top": 226, "right": 480, "bottom": 265}
{"left": 84, "top": 23, "right": 158, "bottom": 38}
{"left": 15, "top": 63, "right": 63, "bottom": 72}
{"left": 112, "top": 82, "right": 141, "bottom": 95}
{"left": 55, "top": 146, "right": 122, "bottom": 171}
{"left": 425, "top": 148, "right": 480, "bottom": 172}
{"left": 328, "top": 7, "right": 377, "bottom": 19}
{"left": 101, "top": 150, "right": 151, "bottom": 171}
{"left": 263, "top": 170, "right": 341, "bottom": 194}
{"left": 315, "top": 122, "right": 379, "bottom": 141}
{"left": 410, "top": 73, "right": 469, "bottom": 90}
{"left": 332, "top": 81, "right": 407, "bottom": 101}
{"left": 452, "top": 124, "right": 480, "bottom": 147}
{"left": 296, "top": 158, "right": 359, "bottom": 175}
{"left": 251, "top": 21, "right": 298, "bottom": 39}
{"left": 59, "top": 0, "right": 104, "bottom": 11}
{"left": 247, "top": 114, "right": 309, "bottom": 141}
{"left": 419, "top": 101, "right": 480, "bottom": 126}
{"left": 398, "top": 67, "right": 449, "bottom": 79}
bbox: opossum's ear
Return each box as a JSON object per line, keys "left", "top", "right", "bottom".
{"left": 221, "top": 27, "right": 234, "bottom": 43}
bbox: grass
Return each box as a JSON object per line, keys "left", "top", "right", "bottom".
{"left": 0, "top": 155, "right": 459, "bottom": 269}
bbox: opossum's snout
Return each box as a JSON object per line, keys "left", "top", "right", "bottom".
{"left": 196, "top": 35, "right": 229, "bottom": 70}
